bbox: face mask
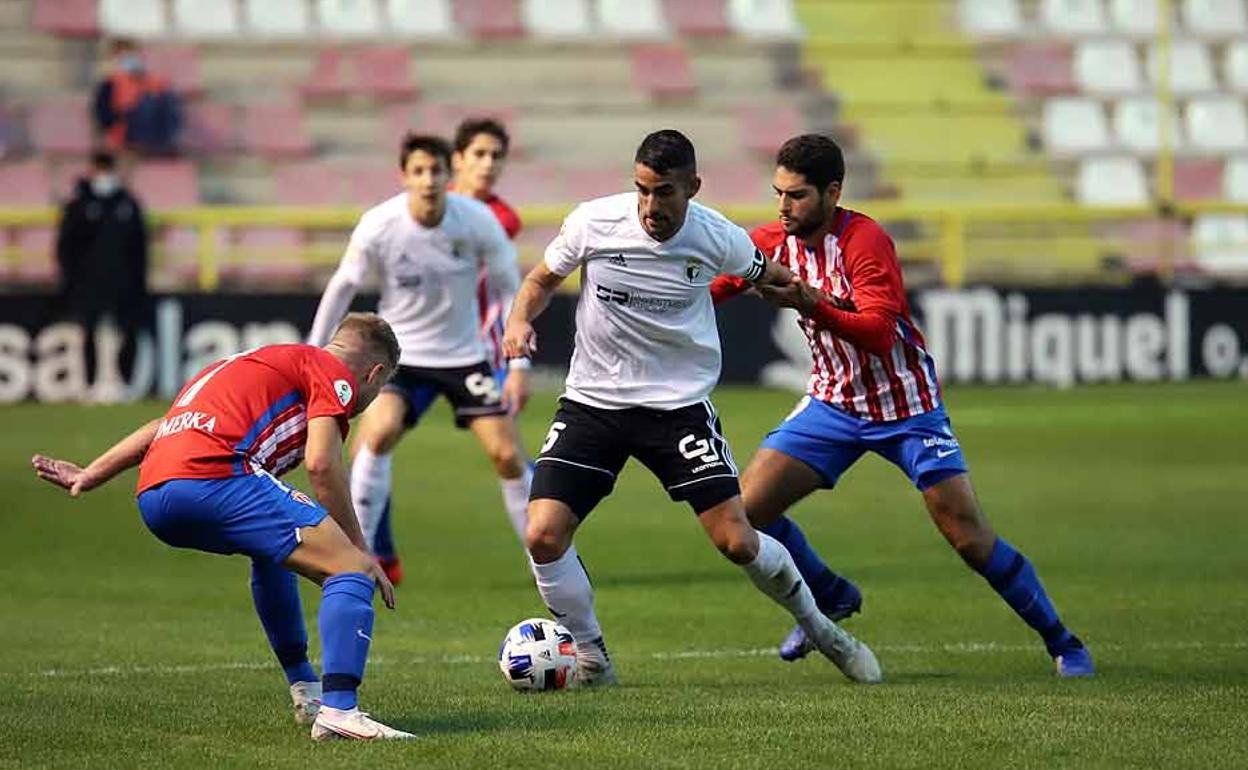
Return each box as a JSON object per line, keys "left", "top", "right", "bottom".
{"left": 120, "top": 55, "right": 145, "bottom": 74}
{"left": 91, "top": 173, "right": 119, "bottom": 197}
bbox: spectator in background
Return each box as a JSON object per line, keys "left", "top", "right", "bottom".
{"left": 56, "top": 152, "right": 150, "bottom": 403}
{"left": 92, "top": 38, "right": 182, "bottom": 155}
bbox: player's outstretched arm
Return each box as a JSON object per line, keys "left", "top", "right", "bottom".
{"left": 31, "top": 417, "right": 161, "bottom": 497}
{"left": 502, "top": 262, "right": 565, "bottom": 360}
{"left": 303, "top": 416, "right": 368, "bottom": 552}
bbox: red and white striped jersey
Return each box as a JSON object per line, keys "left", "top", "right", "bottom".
{"left": 474, "top": 193, "right": 522, "bottom": 370}
{"left": 136, "top": 345, "right": 357, "bottom": 493}
{"left": 750, "top": 209, "right": 942, "bottom": 421}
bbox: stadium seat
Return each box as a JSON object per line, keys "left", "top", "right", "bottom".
{"left": 244, "top": 0, "right": 311, "bottom": 36}
{"left": 1113, "top": 97, "right": 1183, "bottom": 153}
{"left": 958, "top": 0, "right": 1023, "bottom": 36}
{"left": 1077, "top": 156, "right": 1149, "bottom": 205}
{"left": 597, "top": 0, "right": 669, "bottom": 38}
{"left": 1147, "top": 41, "right": 1216, "bottom": 96}
{"left": 100, "top": 0, "right": 166, "bottom": 37}
{"left": 737, "top": 103, "right": 802, "bottom": 158}
{"left": 1043, "top": 98, "right": 1111, "bottom": 155}
{"left": 632, "top": 45, "right": 696, "bottom": 100}
{"left": 1181, "top": 0, "right": 1246, "bottom": 36}
{"left": 1040, "top": 0, "right": 1107, "bottom": 35}
{"left": 563, "top": 166, "right": 628, "bottom": 200}
{"left": 224, "top": 228, "right": 311, "bottom": 286}
{"left": 1009, "top": 44, "right": 1075, "bottom": 96}
{"left": 33, "top": 0, "right": 99, "bottom": 37}
{"left": 382, "top": 102, "right": 516, "bottom": 145}
{"left": 698, "top": 161, "right": 769, "bottom": 204}
{"left": 0, "top": 162, "right": 53, "bottom": 206}
{"left": 317, "top": 0, "right": 382, "bottom": 36}
{"left": 12, "top": 228, "right": 57, "bottom": 284}
{"left": 663, "top": 0, "right": 730, "bottom": 37}
{"left": 1225, "top": 42, "right": 1248, "bottom": 94}
{"left": 521, "top": 0, "right": 593, "bottom": 37}
{"left": 241, "top": 104, "right": 314, "bottom": 157}
{"left": 183, "top": 102, "right": 237, "bottom": 155}
{"left": 275, "top": 162, "right": 344, "bottom": 205}
{"left": 172, "top": 0, "right": 240, "bottom": 37}
{"left": 1108, "top": 0, "right": 1162, "bottom": 35}
{"left": 144, "top": 45, "right": 203, "bottom": 96}
{"left": 29, "top": 99, "right": 91, "bottom": 155}
{"left": 1191, "top": 214, "right": 1248, "bottom": 273}
{"left": 726, "top": 0, "right": 800, "bottom": 38}
{"left": 347, "top": 165, "right": 401, "bottom": 205}
{"left": 1173, "top": 158, "right": 1223, "bottom": 200}
{"left": 1185, "top": 97, "right": 1248, "bottom": 151}
{"left": 301, "top": 48, "right": 350, "bottom": 99}
{"left": 1075, "top": 41, "right": 1142, "bottom": 94}
{"left": 130, "top": 161, "right": 200, "bottom": 208}
{"left": 386, "top": 0, "right": 456, "bottom": 37}
{"left": 495, "top": 161, "right": 564, "bottom": 203}
{"left": 1225, "top": 156, "right": 1248, "bottom": 201}
{"left": 355, "top": 47, "right": 417, "bottom": 99}
{"left": 453, "top": 0, "right": 525, "bottom": 38}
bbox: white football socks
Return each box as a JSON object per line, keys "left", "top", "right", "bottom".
{"left": 529, "top": 546, "right": 602, "bottom": 644}
{"left": 742, "top": 531, "right": 855, "bottom": 655}
{"left": 499, "top": 466, "right": 532, "bottom": 542}
{"left": 349, "top": 445, "right": 391, "bottom": 549}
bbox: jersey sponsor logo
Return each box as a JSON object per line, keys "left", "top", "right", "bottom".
{"left": 334, "top": 379, "right": 353, "bottom": 406}
{"left": 608, "top": 253, "right": 628, "bottom": 267}
{"left": 464, "top": 372, "right": 500, "bottom": 403}
{"left": 679, "top": 433, "right": 724, "bottom": 473}
{"left": 684, "top": 259, "right": 703, "bottom": 283}
{"left": 922, "top": 436, "right": 960, "bottom": 454}
{"left": 594, "top": 284, "right": 693, "bottom": 315}
{"left": 154, "top": 410, "right": 218, "bottom": 440}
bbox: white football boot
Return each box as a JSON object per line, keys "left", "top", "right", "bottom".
{"left": 805, "top": 615, "right": 883, "bottom": 684}
{"left": 290, "top": 681, "right": 322, "bottom": 725}
{"left": 572, "top": 636, "right": 618, "bottom": 688}
{"left": 310, "top": 706, "right": 417, "bottom": 741}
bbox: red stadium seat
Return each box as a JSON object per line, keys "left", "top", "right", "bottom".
{"left": 354, "top": 47, "right": 417, "bottom": 100}
{"left": 347, "top": 165, "right": 401, "bottom": 205}
{"left": 0, "top": 162, "right": 53, "bottom": 206}
{"left": 382, "top": 103, "right": 516, "bottom": 145}
{"left": 29, "top": 99, "right": 92, "bottom": 156}
{"left": 453, "top": 0, "right": 524, "bottom": 38}
{"left": 662, "top": 0, "right": 729, "bottom": 37}
{"left": 698, "top": 161, "right": 770, "bottom": 204}
{"left": 631, "top": 45, "right": 697, "bottom": 101}
{"left": 563, "top": 166, "right": 628, "bottom": 201}
{"left": 12, "top": 227, "right": 57, "bottom": 284}
{"left": 144, "top": 45, "right": 204, "bottom": 96}
{"left": 1174, "top": 159, "right": 1224, "bottom": 201}
{"left": 241, "top": 103, "right": 314, "bottom": 158}
{"left": 131, "top": 160, "right": 200, "bottom": 208}
{"left": 737, "top": 103, "right": 803, "bottom": 159}
{"left": 224, "top": 228, "right": 311, "bottom": 286}
{"left": 183, "top": 102, "right": 237, "bottom": 155}
{"left": 301, "top": 48, "right": 350, "bottom": 100}
{"left": 32, "top": 0, "right": 99, "bottom": 37}
{"left": 275, "top": 161, "right": 345, "bottom": 205}
{"left": 1008, "top": 44, "right": 1075, "bottom": 97}
{"left": 495, "top": 161, "right": 564, "bottom": 204}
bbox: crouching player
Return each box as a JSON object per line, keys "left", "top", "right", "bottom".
{"left": 31, "top": 313, "right": 416, "bottom": 740}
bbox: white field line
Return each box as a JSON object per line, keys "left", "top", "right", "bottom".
{"left": 19, "top": 639, "right": 1246, "bottom": 679}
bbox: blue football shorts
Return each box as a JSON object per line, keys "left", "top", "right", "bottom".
{"left": 760, "top": 395, "right": 969, "bottom": 491}
{"left": 136, "top": 469, "right": 327, "bottom": 565}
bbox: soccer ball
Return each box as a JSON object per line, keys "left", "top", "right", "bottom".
{"left": 498, "top": 618, "right": 577, "bottom": 691}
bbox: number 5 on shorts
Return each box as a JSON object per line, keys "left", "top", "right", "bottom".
{"left": 541, "top": 421, "right": 567, "bottom": 453}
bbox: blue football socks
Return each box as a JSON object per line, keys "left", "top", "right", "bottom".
{"left": 977, "top": 538, "right": 1081, "bottom": 656}
{"left": 760, "top": 516, "right": 861, "bottom": 617}
{"left": 319, "top": 572, "right": 375, "bottom": 711}
{"left": 250, "top": 559, "right": 317, "bottom": 685}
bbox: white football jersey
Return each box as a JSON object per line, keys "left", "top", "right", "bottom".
{"left": 317, "top": 192, "right": 520, "bottom": 368}
{"left": 546, "top": 192, "right": 764, "bottom": 410}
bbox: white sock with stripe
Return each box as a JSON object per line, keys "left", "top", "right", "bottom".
{"left": 349, "top": 445, "right": 391, "bottom": 550}
{"left": 529, "top": 546, "right": 601, "bottom": 644}
{"left": 743, "top": 532, "right": 855, "bottom": 654}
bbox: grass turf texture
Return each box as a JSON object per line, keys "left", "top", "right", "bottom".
{"left": 2, "top": 382, "right": 1245, "bottom": 769}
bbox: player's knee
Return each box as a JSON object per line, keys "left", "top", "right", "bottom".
{"left": 713, "top": 526, "right": 758, "bottom": 565}
{"left": 524, "top": 520, "right": 569, "bottom": 563}
{"left": 929, "top": 498, "right": 994, "bottom": 565}
{"left": 326, "top": 549, "right": 375, "bottom": 578}
{"left": 487, "top": 441, "right": 522, "bottom": 476}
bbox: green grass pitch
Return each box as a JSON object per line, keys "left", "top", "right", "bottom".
{"left": 2, "top": 383, "right": 1246, "bottom": 769}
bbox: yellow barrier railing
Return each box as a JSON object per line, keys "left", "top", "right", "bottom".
{"left": 3, "top": 201, "right": 1247, "bottom": 291}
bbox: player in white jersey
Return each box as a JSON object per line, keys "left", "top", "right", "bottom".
{"left": 502, "top": 130, "right": 882, "bottom": 686}
{"left": 308, "top": 134, "right": 530, "bottom": 580}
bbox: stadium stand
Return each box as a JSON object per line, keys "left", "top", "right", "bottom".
{"left": 99, "top": 0, "right": 166, "bottom": 37}
{"left": 172, "top": 0, "right": 240, "bottom": 38}
{"left": 33, "top": 0, "right": 99, "bottom": 37}
{"left": 385, "top": 0, "right": 456, "bottom": 38}
{"left": 317, "top": 0, "right": 383, "bottom": 37}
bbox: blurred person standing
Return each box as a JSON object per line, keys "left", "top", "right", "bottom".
{"left": 92, "top": 38, "right": 182, "bottom": 155}
{"left": 55, "top": 151, "right": 150, "bottom": 403}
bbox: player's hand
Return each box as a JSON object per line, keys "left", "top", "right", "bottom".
{"left": 501, "top": 368, "right": 530, "bottom": 415}
{"left": 756, "top": 278, "right": 823, "bottom": 315}
{"left": 757, "top": 260, "right": 795, "bottom": 287}
{"left": 368, "top": 561, "right": 396, "bottom": 610}
{"left": 503, "top": 320, "right": 538, "bottom": 359}
{"left": 31, "top": 454, "right": 98, "bottom": 497}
